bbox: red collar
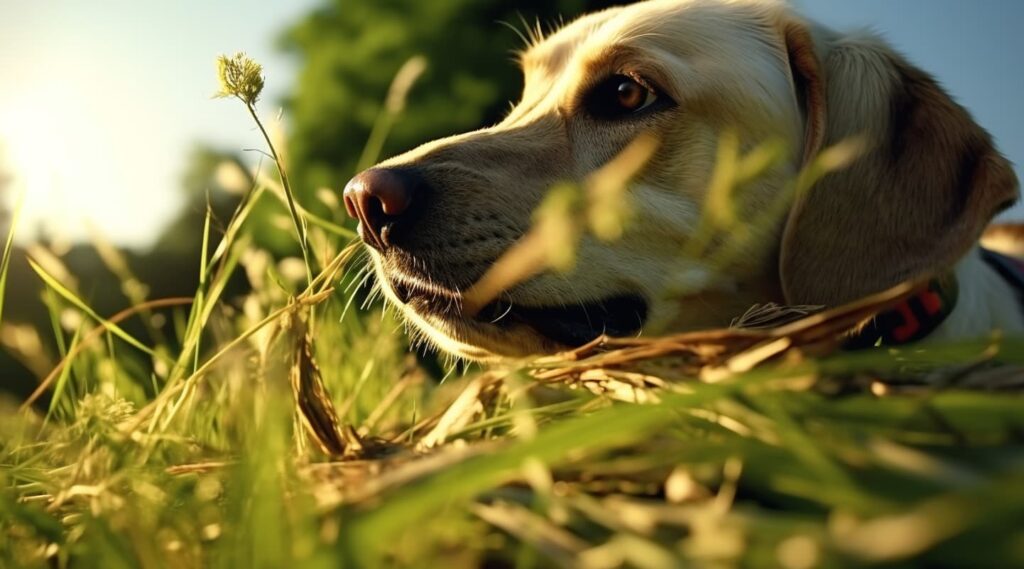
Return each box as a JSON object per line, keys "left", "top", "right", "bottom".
{"left": 844, "top": 273, "right": 959, "bottom": 348}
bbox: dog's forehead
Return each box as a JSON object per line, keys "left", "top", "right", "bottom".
{"left": 521, "top": 0, "right": 785, "bottom": 78}
{"left": 519, "top": 8, "right": 623, "bottom": 80}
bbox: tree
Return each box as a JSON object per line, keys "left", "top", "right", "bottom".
{"left": 280, "top": 0, "right": 628, "bottom": 198}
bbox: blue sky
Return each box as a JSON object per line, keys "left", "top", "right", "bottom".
{"left": 1, "top": 0, "right": 1022, "bottom": 246}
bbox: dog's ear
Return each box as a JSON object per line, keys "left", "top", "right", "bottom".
{"left": 777, "top": 18, "right": 1019, "bottom": 306}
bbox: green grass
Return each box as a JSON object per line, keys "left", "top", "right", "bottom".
{"left": 3, "top": 307, "right": 1024, "bottom": 568}
{"left": 2, "top": 55, "right": 1024, "bottom": 569}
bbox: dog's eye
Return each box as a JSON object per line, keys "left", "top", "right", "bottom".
{"left": 585, "top": 74, "right": 661, "bottom": 119}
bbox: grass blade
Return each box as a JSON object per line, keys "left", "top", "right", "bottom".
{"left": 0, "top": 192, "right": 21, "bottom": 324}
{"left": 28, "top": 258, "right": 162, "bottom": 361}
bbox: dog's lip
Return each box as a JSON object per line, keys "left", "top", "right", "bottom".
{"left": 385, "top": 274, "right": 647, "bottom": 349}
{"left": 390, "top": 276, "right": 459, "bottom": 306}
{"left": 475, "top": 294, "right": 649, "bottom": 347}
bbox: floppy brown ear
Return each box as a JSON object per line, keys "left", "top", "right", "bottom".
{"left": 778, "top": 20, "right": 1019, "bottom": 306}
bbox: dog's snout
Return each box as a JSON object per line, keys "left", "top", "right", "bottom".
{"left": 343, "top": 168, "right": 423, "bottom": 250}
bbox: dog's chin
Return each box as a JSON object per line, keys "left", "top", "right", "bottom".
{"left": 382, "top": 275, "right": 649, "bottom": 361}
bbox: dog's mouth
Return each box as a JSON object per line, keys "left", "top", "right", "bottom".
{"left": 475, "top": 295, "right": 649, "bottom": 346}
{"left": 390, "top": 276, "right": 648, "bottom": 349}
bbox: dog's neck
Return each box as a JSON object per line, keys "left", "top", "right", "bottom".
{"left": 924, "top": 247, "right": 1024, "bottom": 343}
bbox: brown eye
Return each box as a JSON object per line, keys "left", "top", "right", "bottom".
{"left": 616, "top": 79, "right": 647, "bottom": 111}
{"left": 584, "top": 74, "right": 665, "bottom": 119}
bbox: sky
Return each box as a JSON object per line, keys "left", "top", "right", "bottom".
{"left": 1, "top": 0, "right": 1022, "bottom": 247}
{"left": 0, "top": 0, "right": 320, "bottom": 245}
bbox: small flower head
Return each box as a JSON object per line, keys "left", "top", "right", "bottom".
{"left": 215, "top": 52, "right": 265, "bottom": 105}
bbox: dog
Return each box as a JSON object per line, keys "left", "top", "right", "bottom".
{"left": 342, "top": 0, "right": 1023, "bottom": 361}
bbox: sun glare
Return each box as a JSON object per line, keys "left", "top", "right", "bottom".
{"left": 0, "top": 84, "right": 121, "bottom": 244}
{"left": 2, "top": 104, "right": 61, "bottom": 187}
{"left": 2, "top": 89, "right": 79, "bottom": 238}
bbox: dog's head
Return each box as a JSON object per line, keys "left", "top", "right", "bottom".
{"left": 343, "top": 0, "right": 1018, "bottom": 360}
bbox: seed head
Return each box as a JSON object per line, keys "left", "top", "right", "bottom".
{"left": 215, "top": 52, "right": 264, "bottom": 105}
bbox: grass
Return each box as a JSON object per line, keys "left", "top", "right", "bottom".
{"left": 2, "top": 54, "right": 1024, "bottom": 569}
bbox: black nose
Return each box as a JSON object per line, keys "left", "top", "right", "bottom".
{"left": 343, "top": 168, "right": 424, "bottom": 250}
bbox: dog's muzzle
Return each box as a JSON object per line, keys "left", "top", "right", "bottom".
{"left": 343, "top": 166, "right": 649, "bottom": 355}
